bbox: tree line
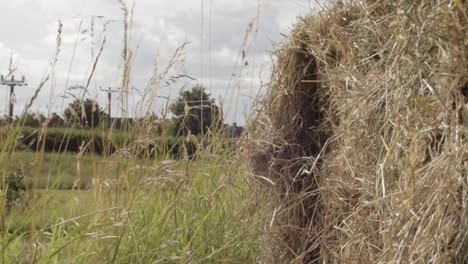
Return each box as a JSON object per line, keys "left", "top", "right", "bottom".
{"left": 3, "top": 85, "right": 224, "bottom": 137}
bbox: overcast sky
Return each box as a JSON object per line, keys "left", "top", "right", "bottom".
{"left": 0, "top": 0, "right": 326, "bottom": 125}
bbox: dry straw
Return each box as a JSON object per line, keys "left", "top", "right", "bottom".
{"left": 246, "top": 0, "right": 468, "bottom": 263}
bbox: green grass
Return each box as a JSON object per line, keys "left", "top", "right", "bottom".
{"left": 1, "top": 149, "right": 263, "bottom": 263}
{"left": 6, "top": 151, "right": 163, "bottom": 189}
{"left": 7, "top": 189, "right": 97, "bottom": 231}
{"left": 9, "top": 126, "right": 201, "bottom": 159}
{"left": 8, "top": 151, "right": 99, "bottom": 189}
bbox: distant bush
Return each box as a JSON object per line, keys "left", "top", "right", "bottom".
{"left": 170, "top": 85, "right": 223, "bottom": 136}
{"left": 64, "top": 98, "right": 107, "bottom": 128}
{"left": 18, "top": 127, "right": 111, "bottom": 154}
{"left": 2, "top": 169, "right": 26, "bottom": 210}
{"left": 15, "top": 127, "right": 199, "bottom": 159}
{"left": 19, "top": 112, "right": 46, "bottom": 128}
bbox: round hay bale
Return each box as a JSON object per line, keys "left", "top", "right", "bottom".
{"left": 247, "top": 1, "right": 468, "bottom": 263}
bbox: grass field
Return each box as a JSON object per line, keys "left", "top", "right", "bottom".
{"left": 1, "top": 148, "right": 263, "bottom": 263}
{"left": 8, "top": 151, "right": 100, "bottom": 189}
{"left": 0, "top": 0, "right": 266, "bottom": 261}
{"left": 0, "top": 93, "right": 262, "bottom": 263}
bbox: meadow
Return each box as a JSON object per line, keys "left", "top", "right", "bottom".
{"left": 1, "top": 133, "right": 264, "bottom": 263}
{"left": 0, "top": 0, "right": 267, "bottom": 259}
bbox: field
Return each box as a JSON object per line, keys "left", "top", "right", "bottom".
{"left": 8, "top": 151, "right": 101, "bottom": 189}
{"left": 0, "top": 5, "right": 266, "bottom": 258}
{"left": 2, "top": 146, "right": 263, "bottom": 263}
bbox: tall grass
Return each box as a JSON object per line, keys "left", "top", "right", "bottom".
{"left": 2, "top": 156, "right": 262, "bottom": 263}
{"left": 1, "top": 103, "right": 264, "bottom": 263}
{"left": 0, "top": 1, "right": 267, "bottom": 263}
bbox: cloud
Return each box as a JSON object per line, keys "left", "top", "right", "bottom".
{"left": 0, "top": 0, "right": 320, "bottom": 124}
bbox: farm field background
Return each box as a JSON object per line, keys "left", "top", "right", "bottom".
{"left": 2, "top": 141, "right": 263, "bottom": 263}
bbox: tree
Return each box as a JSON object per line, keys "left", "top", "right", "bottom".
{"left": 170, "top": 85, "right": 222, "bottom": 136}
{"left": 64, "top": 98, "right": 106, "bottom": 128}
{"left": 21, "top": 112, "right": 46, "bottom": 127}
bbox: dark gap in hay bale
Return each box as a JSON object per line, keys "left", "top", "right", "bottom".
{"left": 247, "top": 17, "right": 334, "bottom": 262}
{"left": 461, "top": 83, "right": 468, "bottom": 102}
{"left": 457, "top": 82, "right": 468, "bottom": 128}
{"left": 423, "top": 131, "right": 445, "bottom": 164}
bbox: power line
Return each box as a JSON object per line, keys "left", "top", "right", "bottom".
{"left": 200, "top": 0, "right": 205, "bottom": 135}
{"left": 0, "top": 74, "right": 27, "bottom": 122}
{"left": 60, "top": 20, "right": 83, "bottom": 113}
{"left": 100, "top": 86, "right": 119, "bottom": 129}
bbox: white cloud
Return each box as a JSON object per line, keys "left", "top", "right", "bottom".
{"left": 0, "top": 0, "right": 325, "bottom": 124}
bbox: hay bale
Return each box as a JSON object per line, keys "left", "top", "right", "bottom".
{"left": 247, "top": 0, "right": 468, "bottom": 263}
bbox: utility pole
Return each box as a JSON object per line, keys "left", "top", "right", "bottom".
{"left": 100, "top": 87, "right": 119, "bottom": 129}
{"left": 0, "top": 75, "right": 27, "bottom": 123}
